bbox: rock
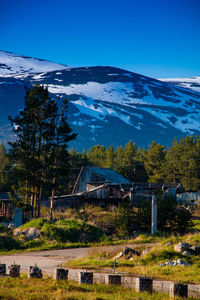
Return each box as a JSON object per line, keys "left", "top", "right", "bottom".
{"left": 113, "top": 247, "right": 140, "bottom": 260}
{"left": 160, "top": 258, "right": 190, "bottom": 267}
{"left": 129, "top": 257, "right": 134, "bottom": 261}
{"left": 113, "top": 251, "right": 124, "bottom": 259}
{"left": 191, "top": 246, "right": 200, "bottom": 255}
{"left": 26, "top": 228, "right": 40, "bottom": 240}
{"left": 165, "top": 241, "right": 174, "bottom": 247}
{"left": 28, "top": 266, "right": 42, "bottom": 278}
{"left": 22, "top": 228, "right": 29, "bottom": 235}
{"left": 8, "top": 223, "right": 16, "bottom": 228}
{"left": 183, "top": 249, "right": 197, "bottom": 256}
{"left": 13, "top": 229, "right": 22, "bottom": 237}
{"left": 174, "top": 242, "right": 190, "bottom": 253}
{"left": 177, "top": 259, "right": 190, "bottom": 266}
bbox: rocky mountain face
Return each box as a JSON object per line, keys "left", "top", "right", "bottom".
{"left": 0, "top": 50, "right": 200, "bottom": 151}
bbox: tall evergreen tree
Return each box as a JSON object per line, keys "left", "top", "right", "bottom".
{"left": 9, "top": 85, "right": 76, "bottom": 218}
{"left": 49, "top": 98, "right": 77, "bottom": 219}
{"left": 144, "top": 141, "right": 166, "bottom": 183}
{"left": 0, "top": 144, "right": 10, "bottom": 191}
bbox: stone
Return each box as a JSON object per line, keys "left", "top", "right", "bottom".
{"left": 79, "top": 272, "right": 93, "bottom": 284}
{"left": 28, "top": 266, "right": 42, "bottom": 278}
{"left": 105, "top": 274, "right": 121, "bottom": 285}
{"left": 0, "top": 264, "right": 6, "bottom": 276}
{"left": 13, "top": 208, "right": 22, "bottom": 228}
{"left": 151, "top": 194, "right": 157, "bottom": 234}
{"left": 113, "top": 247, "right": 139, "bottom": 260}
{"left": 26, "top": 228, "right": 40, "bottom": 240}
{"left": 183, "top": 249, "right": 197, "bottom": 256}
{"left": 191, "top": 245, "right": 200, "bottom": 255}
{"left": 170, "top": 283, "right": 188, "bottom": 298}
{"left": 135, "top": 277, "right": 153, "bottom": 293}
{"left": 53, "top": 268, "right": 68, "bottom": 280}
{"left": 174, "top": 242, "right": 190, "bottom": 253}
{"left": 8, "top": 222, "right": 16, "bottom": 228}
{"left": 165, "top": 241, "right": 174, "bottom": 247}
{"left": 8, "top": 264, "right": 20, "bottom": 277}
{"left": 13, "top": 229, "right": 22, "bottom": 237}
{"left": 160, "top": 259, "right": 190, "bottom": 267}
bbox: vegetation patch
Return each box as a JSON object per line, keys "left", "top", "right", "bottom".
{"left": 65, "top": 240, "right": 200, "bottom": 283}
{"left": 0, "top": 218, "right": 105, "bottom": 252}
{"left": 0, "top": 276, "right": 177, "bottom": 300}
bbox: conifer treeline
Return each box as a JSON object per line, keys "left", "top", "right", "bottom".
{"left": 69, "top": 136, "right": 200, "bottom": 191}
{"left": 1, "top": 135, "right": 200, "bottom": 196}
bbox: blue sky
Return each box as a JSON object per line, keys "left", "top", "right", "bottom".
{"left": 1, "top": 0, "right": 200, "bottom": 78}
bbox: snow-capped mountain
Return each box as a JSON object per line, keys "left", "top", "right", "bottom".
{"left": 0, "top": 50, "right": 200, "bottom": 151}
{"left": 0, "top": 50, "right": 68, "bottom": 75}
{"left": 159, "top": 76, "right": 200, "bottom": 93}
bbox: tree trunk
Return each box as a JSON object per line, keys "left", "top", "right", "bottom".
{"left": 50, "top": 157, "right": 57, "bottom": 221}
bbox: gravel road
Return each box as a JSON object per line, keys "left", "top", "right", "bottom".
{"left": 0, "top": 245, "right": 135, "bottom": 275}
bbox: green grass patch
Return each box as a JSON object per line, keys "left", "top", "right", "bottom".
{"left": 193, "top": 219, "right": 200, "bottom": 231}
{"left": 0, "top": 275, "right": 179, "bottom": 299}
{"left": 65, "top": 242, "right": 200, "bottom": 284}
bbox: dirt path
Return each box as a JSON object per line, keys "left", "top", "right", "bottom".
{"left": 0, "top": 244, "right": 149, "bottom": 275}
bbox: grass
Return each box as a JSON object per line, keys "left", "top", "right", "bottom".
{"left": 65, "top": 241, "right": 200, "bottom": 284}
{"left": 0, "top": 275, "right": 183, "bottom": 300}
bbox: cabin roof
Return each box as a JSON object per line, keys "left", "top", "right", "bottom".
{"left": 86, "top": 166, "right": 130, "bottom": 184}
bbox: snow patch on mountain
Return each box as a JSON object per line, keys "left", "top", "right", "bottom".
{"left": 0, "top": 50, "right": 69, "bottom": 75}
{"left": 71, "top": 97, "right": 132, "bottom": 125}
{"left": 159, "top": 76, "right": 200, "bottom": 92}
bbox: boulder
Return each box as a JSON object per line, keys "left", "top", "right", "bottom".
{"left": 160, "top": 259, "right": 190, "bottom": 267}
{"left": 113, "top": 247, "right": 140, "bottom": 260}
{"left": 183, "top": 249, "right": 197, "bottom": 256}
{"left": 174, "top": 242, "right": 190, "bottom": 253}
{"left": 191, "top": 245, "right": 200, "bottom": 255}
{"left": 165, "top": 241, "right": 174, "bottom": 247}
{"left": 13, "top": 229, "right": 22, "bottom": 237}
{"left": 26, "top": 228, "right": 40, "bottom": 240}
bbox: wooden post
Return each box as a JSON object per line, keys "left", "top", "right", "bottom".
{"left": 151, "top": 194, "right": 157, "bottom": 234}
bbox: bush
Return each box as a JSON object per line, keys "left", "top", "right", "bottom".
{"left": 0, "top": 224, "right": 12, "bottom": 235}
{"left": 114, "top": 201, "right": 136, "bottom": 236}
{"left": 40, "top": 219, "right": 105, "bottom": 243}
{"left": 0, "top": 236, "right": 21, "bottom": 250}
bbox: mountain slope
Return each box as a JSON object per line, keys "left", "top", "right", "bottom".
{"left": 159, "top": 76, "right": 200, "bottom": 93}
{"left": 0, "top": 51, "right": 200, "bottom": 151}
{"left": 0, "top": 50, "right": 69, "bottom": 75}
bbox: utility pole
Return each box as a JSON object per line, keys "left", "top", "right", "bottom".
{"left": 151, "top": 193, "right": 157, "bottom": 234}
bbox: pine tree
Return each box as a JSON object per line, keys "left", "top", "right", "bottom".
{"left": 0, "top": 144, "right": 10, "bottom": 191}
{"left": 9, "top": 85, "right": 77, "bottom": 218}
{"left": 49, "top": 98, "right": 77, "bottom": 219}
{"left": 144, "top": 141, "right": 166, "bottom": 183}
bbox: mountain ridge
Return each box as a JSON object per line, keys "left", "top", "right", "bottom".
{"left": 0, "top": 50, "right": 200, "bottom": 151}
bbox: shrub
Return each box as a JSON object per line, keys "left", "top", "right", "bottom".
{"left": 114, "top": 201, "right": 136, "bottom": 236}
{"left": 0, "top": 224, "right": 12, "bottom": 234}
{"left": 41, "top": 219, "right": 105, "bottom": 243}
{"left": 0, "top": 236, "right": 21, "bottom": 250}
